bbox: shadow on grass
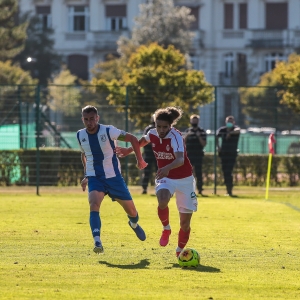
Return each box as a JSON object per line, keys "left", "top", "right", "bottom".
{"left": 98, "top": 259, "right": 150, "bottom": 269}
{"left": 168, "top": 263, "right": 221, "bottom": 272}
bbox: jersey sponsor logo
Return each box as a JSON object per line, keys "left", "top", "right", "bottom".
{"left": 100, "top": 134, "right": 107, "bottom": 142}
{"left": 153, "top": 150, "right": 174, "bottom": 160}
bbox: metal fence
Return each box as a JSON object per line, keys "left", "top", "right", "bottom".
{"left": 1, "top": 84, "right": 300, "bottom": 190}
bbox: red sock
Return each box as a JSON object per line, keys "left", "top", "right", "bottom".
{"left": 178, "top": 227, "right": 191, "bottom": 249}
{"left": 157, "top": 206, "right": 169, "bottom": 226}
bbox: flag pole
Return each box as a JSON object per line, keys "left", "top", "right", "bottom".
{"left": 265, "top": 133, "right": 276, "bottom": 200}
{"left": 265, "top": 153, "right": 272, "bottom": 200}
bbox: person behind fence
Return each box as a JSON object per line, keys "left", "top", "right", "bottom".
{"left": 77, "top": 105, "right": 148, "bottom": 254}
{"left": 184, "top": 114, "right": 207, "bottom": 196}
{"left": 216, "top": 115, "right": 240, "bottom": 197}
{"left": 116, "top": 107, "right": 198, "bottom": 258}
{"left": 141, "top": 114, "right": 158, "bottom": 194}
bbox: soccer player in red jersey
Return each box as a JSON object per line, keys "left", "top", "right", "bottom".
{"left": 116, "top": 107, "right": 198, "bottom": 257}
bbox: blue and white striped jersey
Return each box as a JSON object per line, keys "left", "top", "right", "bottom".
{"left": 77, "top": 124, "right": 125, "bottom": 178}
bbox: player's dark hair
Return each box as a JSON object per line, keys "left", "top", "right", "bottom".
{"left": 82, "top": 105, "right": 98, "bottom": 115}
{"left": 154, "top": 107, "right": 183, "bottom": 126}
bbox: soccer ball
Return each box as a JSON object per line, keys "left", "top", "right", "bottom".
{"left": 178, "top": 248, "right": 200, "bottom": 268}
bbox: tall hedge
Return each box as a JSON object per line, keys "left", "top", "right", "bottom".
{"left": 0, "top": 149, "right": 299, "bottom": 187}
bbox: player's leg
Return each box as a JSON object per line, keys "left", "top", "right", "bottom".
{"left": 176, "top": 212, "right": 193, "bottom": 257}
{"left": 88, "top": 189, "right": 105, "bottom": 253}
{"left": 106, "top": 176, "right": 146, "bottom": 241}
{"left": 116, "top": 199, "right": 146, "bottom": 241}
{"left": 174, "top": 176, "right": 197, "bottom": 256}
{"left": 156, "top": 178, "right": 175, "bottom": 246}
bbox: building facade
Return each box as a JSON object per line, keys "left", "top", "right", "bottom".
{"left": 18, "top": 0, "right": 300, "bottom": 129}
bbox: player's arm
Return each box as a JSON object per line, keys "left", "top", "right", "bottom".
{"left": 116, "top": 136, "right": 150, "bottom": 157}
{"left": 80, "top": 153, "right": 88, "bottom": 192}
{"left": 117, "top": 133, "right": 148, "bottom": 170}
{"left": 156, "top": 151, "right": 184, "bottom": 180}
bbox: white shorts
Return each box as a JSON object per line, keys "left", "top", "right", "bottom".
{"left": 155, "top": 175, "right": 198, "bottom": 213}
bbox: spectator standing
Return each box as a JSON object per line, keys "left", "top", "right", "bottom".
{"left": 141, "top": 114, "right": 157, "bottom": 194}
{"left": 216, "top": 115, "right": 240, "bottom": 196}
{"left": 184, "top": 114, "right": 207, "bottom": 196}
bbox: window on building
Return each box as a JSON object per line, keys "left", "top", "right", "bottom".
{"left": 68, "top": 6, "right": 89, "bottom": 32}
{"left": 239, "top": 3, "right": 247, "bottom": 29}
{"left": 224, "top": 53, "right": 234, "bottom": 77}
{"left": 224, "top": 3, "right": 234, "bottom": 29}
{"left": 105, "top": 5, "right": 127, "bottom": 31}
{"left": 187, "top": 6, "right": 199, "bottom": 30}
{"left": 265, "top": 53, "right": 285, "bottom": 72}
{"left": 36, "top": 6, "right": 52, "bottom": 29}
{"left": 68, "top": 54, "right": 88, "bottom": 80}
{"left": 266, "top": 3, "right": 287, "bottom": 30}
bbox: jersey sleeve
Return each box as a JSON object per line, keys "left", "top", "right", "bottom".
{"left": 108, "top": 125, "right": 125, "bottom": 140}
{"left": 171, "top": 131, "right": 185, "bottom": 153}
{"left": 144, "top": 129, "right": 151, "bottom": 142}
{"left": 76, "top": 131, "right": 85, "bottom": 153}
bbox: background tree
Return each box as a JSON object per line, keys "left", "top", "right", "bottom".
{"left": 0, "top": 61, "right": 37, "bottom": 123}
{"left": 92, "top": 43, "right": 213, "bottom": 128}
{"left": 92, "top": 0, "right": 195, "bottom": 80}
{"left": 272, "top": 53, "right": 300, "bottom": 114}
{"left": 14, "top": 14, "right": 62, "bottom": 86}
{"left": 118, "top": 0, "right": 195, "bottom": 55}
{"left": 0, "top": 0, "right": 28, "bottom": 61}
{"left": 48, "top": 67, "right": 81, "bottom": 117}
{"left": 240, "top": 58, "right": 300, "bottom": 130}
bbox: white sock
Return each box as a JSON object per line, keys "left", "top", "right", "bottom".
{"left": 176, "top": 246, "right": 183, "bottom": 253}
{"left": 163, "top": 225, "right": 171, "bottom": 230}
{"left": 130, "top": 221, "right": 137, "bottom": 229}
{"left": 94, "top": 236, "right": 101, "bottom": 244}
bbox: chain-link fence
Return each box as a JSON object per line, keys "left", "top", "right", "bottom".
{"left": 1, "top": 84, "right": 300, "bottom": 191}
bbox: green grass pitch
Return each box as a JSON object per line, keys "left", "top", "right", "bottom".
{"left": 0, "top": 186, "right": 299, "bottom": 299}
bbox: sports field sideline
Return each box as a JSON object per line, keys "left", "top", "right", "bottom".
{"left": 0, "top": 186, "right": 299, "bottom": 299}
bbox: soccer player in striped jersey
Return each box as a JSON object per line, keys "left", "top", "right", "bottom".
{"left": 77, "top": 105, "right": 148, "bottom": 253}
{"left": 116, "top": 107, "right": 198, "bottom": 257}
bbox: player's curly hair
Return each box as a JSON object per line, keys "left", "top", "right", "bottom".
{"left": 154, "top": 107, "right": 183, "bottom": 126}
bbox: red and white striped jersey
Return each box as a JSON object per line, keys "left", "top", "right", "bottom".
{"left": 145, "top": 127, "right": 193, "bottom": 179}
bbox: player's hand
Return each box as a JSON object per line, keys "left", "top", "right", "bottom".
{"left": 115, "top": 146, "right": 131, "bottom": 158}
{"left": 81, "top": 177, "right": 88, "bottom": 192}
{"left": 156, "top": 167, "right": 169, "bottom": 180}
{"left": 137, "top": 159, "right": 148, "bottom": 170}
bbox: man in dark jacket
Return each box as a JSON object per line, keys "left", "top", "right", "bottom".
{"left": 141, "top": 114, "right": 157, "bottom": 194}
{"left": 184, "top": 114, "right": 207, "bottom": 195}
{"left": 216, "top": 115, "right": 240, "bottom": 196}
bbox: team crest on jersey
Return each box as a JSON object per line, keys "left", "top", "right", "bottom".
{"left": 166, "top": 145, "right": 170, "bottom": 151}
{"left": 100, "top": 134, "right": 107, "bottom": 142}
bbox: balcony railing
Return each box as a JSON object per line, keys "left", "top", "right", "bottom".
{"left": 87, "top": 30, "right": 129, "bottom": 51}
{"left": 247, "top": 30, "right": 287, "bottom": 48}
